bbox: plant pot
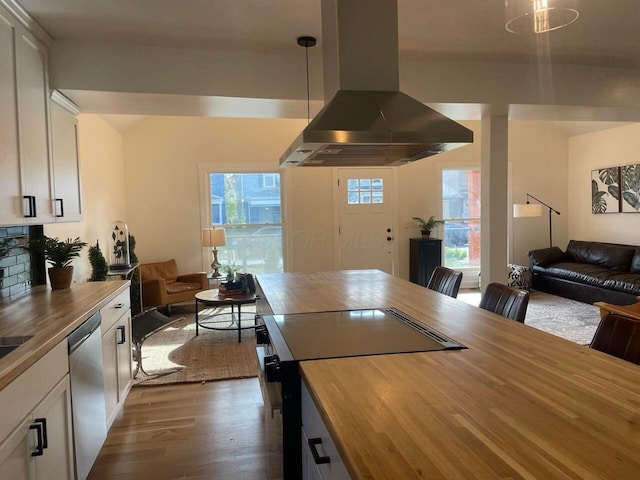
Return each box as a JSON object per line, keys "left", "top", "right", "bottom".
{"left": 48, "top": 266, "right": 74, "bottom": 289}
{"left": 421, "top": 230, "right": 431, "bottom": 239}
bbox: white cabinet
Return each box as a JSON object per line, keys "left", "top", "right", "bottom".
{"left": 301, "top": 380, "right": 351, "bottom": 480}
{"left": 50, "top": 95, "right": 82, "bottom": 222}
{"left": 15, "top": 31, "right": 53, "bottom": 224}
{"left": 0, "top": 342, "right": 74, "bottom": 480}
{"left": 0, "top": 10, "right": 25, "bottom": 226}
{"left": 101, "top": 288, "right": 133, "bottom": 428}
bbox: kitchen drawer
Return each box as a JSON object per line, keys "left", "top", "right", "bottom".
{"left": 100, "top": 288, "right": 130, "bottom": 332}
{"left": 301, "top": 380, "right": 350, "bottom": 480}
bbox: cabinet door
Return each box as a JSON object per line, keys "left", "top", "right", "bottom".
{"left": 50, "top": 101, "right": 82, "bottom": 222}
{"left": 15, "top": 32, "right": 53, "bottom": 223}
{"left": 102, "top": 320, "right": 120, "bottom": 426}
{"left": 32, "top": 375, "right": 74, "bottom": 480}
{"left": 0, "top": 11, "right": 23, "bottom": 226}
{"left": 0, "top": 416, "right": 35, "bottom": 480}
{"left": 116, "top": 312, "right": 133, "bottom": 403}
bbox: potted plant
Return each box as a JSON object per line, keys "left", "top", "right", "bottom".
{"left": 28, "top": 236, "right": 87, "bottom": 289}
{"left": 412, "top": 216, "right": 445, "bottom": 239}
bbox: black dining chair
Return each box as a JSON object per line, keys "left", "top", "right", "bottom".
{"left": 590, "top": 313, "right": 640, "bottom": 364}
{"left": 427, "top": 266, "right": 463, "bottom": 298}
{"left": 479, "top": 282, "right": 530, "bottom": 323}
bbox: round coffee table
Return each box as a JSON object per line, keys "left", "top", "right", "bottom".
{"left": 194, "top": 289, "right": 257, "bottom": 342}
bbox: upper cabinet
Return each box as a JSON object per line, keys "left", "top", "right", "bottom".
{"left": 0, "top": 10, "right": 24, "bottom": 225}
{"left": 15, "top": 31, "right": 54, "bottom": 224}
{"left": 0, "top": 4, "right": 82, "bottom": 226}
{"left": 50, "top": 93, "right": 83, "bottom": 222}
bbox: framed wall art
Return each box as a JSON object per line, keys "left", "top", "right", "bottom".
{"left": 591, "top": 167, "right": 621, "bottom": 214}
{"left": 621, "top": 163, "right": 640, "bottom": 213}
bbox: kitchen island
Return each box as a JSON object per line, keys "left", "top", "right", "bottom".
{"left": 257, "top": 270, "right": 640, "bottom": 480}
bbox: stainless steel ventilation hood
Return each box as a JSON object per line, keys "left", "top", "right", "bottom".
{"left": 280, "top": 0, "right": 473, "bottom": 167}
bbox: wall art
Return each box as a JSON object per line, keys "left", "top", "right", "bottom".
{"left": 591, "top": 167, "right": 621, "bottom": 214}
{"left": 621, "top": 163, "right": 640, "bottom": 212}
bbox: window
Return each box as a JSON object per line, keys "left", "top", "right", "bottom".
{"left": 442, "top": 169, "right": 481, "bottom": 268}
{"left": 208, "top": 172, "right": 283, "bottom": 274}
{"left": 346, "top": 178, "right": 384, "bottom": 204}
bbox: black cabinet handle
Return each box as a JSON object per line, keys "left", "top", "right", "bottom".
{"left": 23, "top": 195, "right": 36, "bottom": 218}
{"left": 308, "top": 437, "right": 330, "bottom": 465}
{"left": 55, "top": 198, "right": 64, "bottom": 217}
{"left": 30, "top": 422, "right": 44, "bottom": 456}
{"left": 35, "top": 418, "right": 48, "bottom": 449}
{"left": 114, "top": 303, "right": 125, "bottom": 309}
{"left": 117, "top": 325, "right": 126, "bottom": 344}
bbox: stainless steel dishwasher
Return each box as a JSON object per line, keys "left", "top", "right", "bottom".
{"left": 68, "top": 311, "right": 107, "bottom": 480}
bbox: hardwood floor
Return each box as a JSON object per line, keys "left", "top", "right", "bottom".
{"left": 88, "top": 378, "right": 283, "bottom": 480}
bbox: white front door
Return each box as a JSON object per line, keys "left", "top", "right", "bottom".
{"left": 335, "top": 168, "right": 396, "bottom": 274}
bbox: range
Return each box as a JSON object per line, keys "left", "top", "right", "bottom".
{"left": 255, "top": 307, "right": 466, "bottom": 479}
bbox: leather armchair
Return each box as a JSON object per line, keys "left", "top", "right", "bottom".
{"left": 140, "top": 259, "right": 207, "bottom": 313}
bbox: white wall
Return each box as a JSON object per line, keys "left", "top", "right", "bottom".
{"left": 44, "top": 114, "right": 128, "bottom": 283}
{"left": 568, "top": 124, "right": 640, "bottom": 245}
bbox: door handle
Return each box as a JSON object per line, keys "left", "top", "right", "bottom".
{"left": 55, "top": 198, "right": 64, "bottom": 217}
{"left": 117, "top": 325, "right": 126, "bottom": 344}
{"left": 308, "top": 437, "right": 330, "bottom": 464}
{"left": 35, "top": 418, "right": 48, "bottom": 449}
{"left": 30, "top": 422, "right": 44, "bottom": 456}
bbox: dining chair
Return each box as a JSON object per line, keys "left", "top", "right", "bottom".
{"left": 479, "top": 282, "right": 530, "bottom": 323}
{"left": 427, "top": 266, "right": 463, "bottom": 298}
{"left": 590, "top": 313, "right": 640, "bottom": 364}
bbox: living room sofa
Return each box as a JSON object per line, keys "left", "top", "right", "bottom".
{"left": 529, "top": 240, "right": 640, "bottom": 305}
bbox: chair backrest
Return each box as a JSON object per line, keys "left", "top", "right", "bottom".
{"left": 427, "top": 266, "right": 463, "bottom": 298}
{"left": 140, "top": 259, "right": 179, "bottom": 283}
{"left": 479, "top": 282, "right": 530, "bottom": 323}
{"left": 590, "top": 313, "right": 640, "bottom": 364}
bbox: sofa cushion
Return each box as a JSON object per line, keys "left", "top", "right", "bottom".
{"left": 631, "top": 249, "right": 640, "bottom": 274}
{"left": 537, "top": 262, "right": 623, "bottom": 288}
{"left": 140, "top": 259, "right": 179, "bottom": 283}
{"left": 565, "top": 240, "right": 636, "bottom": 271}
{"left": 165, "top": 281, "right": 203, "bottom": 294}
{"left": 602, "top": 272, "right": 640, "bottom": 295}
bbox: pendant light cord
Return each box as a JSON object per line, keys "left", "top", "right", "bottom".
{"left": 297, "top": 36, "right": 316, "bottom": 125}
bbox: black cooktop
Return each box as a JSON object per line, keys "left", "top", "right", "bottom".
{"left": 264, "top": 308, "right": 466, "bottom": 361}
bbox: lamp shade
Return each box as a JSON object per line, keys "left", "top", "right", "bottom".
{"left": 202, "top": 228, "right": 226, "bottom": 247}
{"left": 505, "top": 0, "right": 579, "bottom": 34}
{"left": 513, "top": 203, "right": 543, "bottom": 218}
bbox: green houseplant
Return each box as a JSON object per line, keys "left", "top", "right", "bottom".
{"left": 28, "top": 236, "right": 87, "bottom": 289}
{"left": 88, "top": 240, "right": 109, "bottom": 282}
{"left": 412, "top": 216, "right": 445, "bottom": 238}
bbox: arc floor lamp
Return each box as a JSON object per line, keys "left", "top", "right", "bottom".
{"left": 513, "top": 193, "right": 561, "bottom": 247}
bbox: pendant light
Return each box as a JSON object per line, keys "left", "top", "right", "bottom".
{"left": 505, "top": 0, "right": 579, "bottom": 34}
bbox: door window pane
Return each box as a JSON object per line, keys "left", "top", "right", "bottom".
{"left": 346, "top": 178, "right": 384, "bottom": 205}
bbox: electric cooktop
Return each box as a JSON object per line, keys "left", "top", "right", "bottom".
{"left": 263, "top": 307, "right": 466, "bottom": 361}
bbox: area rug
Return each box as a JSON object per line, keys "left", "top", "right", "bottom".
{"left": 133, "top": 305, "right": 258, "bottom": 386}
{"left": 459, "top": 289, "right": 601, "bottom": 345}
{"left": 524, "top": 290, "right": 601, "bottom": 345}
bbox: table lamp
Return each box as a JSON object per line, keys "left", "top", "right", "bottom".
{"left": 202, "top": 228, "right": 226, "bottom": 277}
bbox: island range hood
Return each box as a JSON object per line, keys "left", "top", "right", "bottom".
{"left": 280, "top": 0, "right": 473, "bottom": 167}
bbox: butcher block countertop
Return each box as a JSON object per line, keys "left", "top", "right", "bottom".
{"left": 0, "top": 281, "right": 129, "bottom": 391}
{"left": 257, "top": 270, "right": 640, "bottom": 480}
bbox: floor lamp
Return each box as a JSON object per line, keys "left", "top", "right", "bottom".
{"left": 202, "top": 228, "right": 226, "bottom": 277}
{"left": 513, "top": 193, "right": 561, "bottom": 247}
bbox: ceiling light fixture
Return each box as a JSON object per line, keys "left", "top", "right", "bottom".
{"left": 505, "top": 0, "right": 579, "bottom": 34}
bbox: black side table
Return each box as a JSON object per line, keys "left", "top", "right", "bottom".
{"left": 194, "top": 289, "right": 257, "bottom": 342}
{"left": 409, "top": 238, "right": 442, "bottom": 287}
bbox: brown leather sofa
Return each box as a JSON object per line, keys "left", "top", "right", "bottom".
{"left": 529, "top": 240, "right": 640, "bottom": 305}
{"left": 140, "top": 259, "right": 207, "bottom": 313}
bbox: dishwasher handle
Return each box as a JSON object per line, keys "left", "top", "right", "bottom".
{"left": 68, "top": 311, "right": 102, "bottom": 354}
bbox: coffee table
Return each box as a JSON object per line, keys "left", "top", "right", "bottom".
{"left": 194, "top": 289, "right": 257, "bottom": 342}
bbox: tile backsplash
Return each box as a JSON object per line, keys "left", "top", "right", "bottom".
{"left": 0, "top": 225, "right": 44, "bottom": 300}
